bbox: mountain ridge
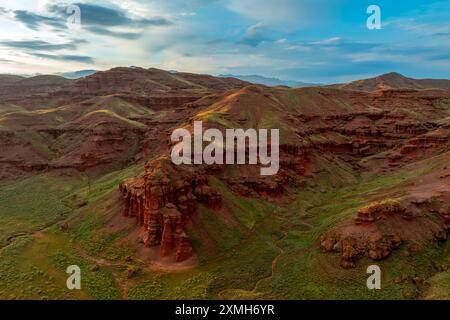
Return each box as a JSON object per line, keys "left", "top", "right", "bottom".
{"left": 331, "top": 72, "right": 450, "bottom": 92}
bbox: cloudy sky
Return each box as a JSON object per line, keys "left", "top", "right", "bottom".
{"left": 0, "top": 0, "right": 449, "bottom": 83}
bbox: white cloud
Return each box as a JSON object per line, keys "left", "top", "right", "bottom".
{"left": 311, "top": 37, "right": 341, "bottom": 45}
{"left": 227, "top": 0, "right": 338, "bottom": 27}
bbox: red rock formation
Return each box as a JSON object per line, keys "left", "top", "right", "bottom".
{"left": 321, "top": 192, "right": 450, "bottom": 268}
{"left": 176, "top": 232, "right": 194, "bottom": 262}
{"left": 119, "top": 158, "right": 222, "bottom": 262}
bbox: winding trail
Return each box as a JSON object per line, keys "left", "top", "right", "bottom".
{"left": 217, "top": 207, "right": 314, "bottom": 300}
{"left": 216, "top": 229, "right": 288, "bottom": 300}
{"left": 251, "top": 229, "right": 287, "bottom": 293}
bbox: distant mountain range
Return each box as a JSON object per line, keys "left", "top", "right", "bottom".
{"left": 218, "top": 74, "right": 320, "bottom": 88}
{"left": 2, "top": 70, "right": 450, "bottom": 93}
{"left": 54, "top": 70, "right": 319, "bottom": 87}
{"left": 25, "top": 69, "right": 450, "bottom": 92}
{"left": 57, "top": 69, "right": 98, "bottom": 79}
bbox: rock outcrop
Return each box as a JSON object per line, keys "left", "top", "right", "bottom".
{"left": 321, "top": 191, "right": 450, "bottom": 268}
{"left": 120, "top": 158, "right": 221, "bottom": 262}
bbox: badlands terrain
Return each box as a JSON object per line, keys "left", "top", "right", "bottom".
{"left": 0, "top": 68, "right": 449, "bottom": 299}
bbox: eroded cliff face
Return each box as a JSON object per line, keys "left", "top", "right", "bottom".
{"left": 119, "top": 158, "right": 221, "bottom": 262}
{"left": 0, "top": 67, "right": 249, "bottom": 179}
{"left": 320, "top": 170, "right": 450, "bottom": 268}
{"left": 316, "top": 115, "right": 450, "bottom": 270}
{"left": 117, "top": 85, "right": 450, "bottom": 264}
{"left": 117, "top": 138, "right": 311, "bottom": 262}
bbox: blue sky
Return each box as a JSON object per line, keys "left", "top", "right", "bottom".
{"left": 0, "top": 0, "right": 449, "bottom": 83}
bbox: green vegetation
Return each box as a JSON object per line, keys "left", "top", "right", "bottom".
{"left": 0, "top": 172, "right": 87, "bottom": 246}
{"left": 85, "top": 96, "right": 155, "bottom": 118}
{"left": 14, "top": 131, "right": 55, "bottom": 159}
{"left": 0, "top": 165, "right": 144, "bottom": 299}
{"left": 0, "top": 103, "right": 25, "bottom": 116}
{"left": 82, "top": 110, "right": 148, "bottom": 129}
{"left": 422, "top": 268, "right": 450, "bottom": 299}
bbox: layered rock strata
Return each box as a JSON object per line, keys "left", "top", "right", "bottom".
{"left": 321, "top": 195, "right": 450, "bottom": 268}
{"left": 120, "top": 159, "right": 221, "bottom": 261}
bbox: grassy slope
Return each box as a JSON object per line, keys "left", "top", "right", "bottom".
{"left": 422, "top": 269, "right": 450, "bottom": 299}
{"left": 0, "top": 165, "right": 143, "bottom": 299}
{"left": 13, "top": 131, "right": 55, "bottom": 159}
{"left": 0, "top": 103, "right": 25, "bottom": 116}
{"left": 255, "top": 170, "right": 449, "bottom": 299}
{"left": 0, "top": 172, "right": 87, "bottom": 246}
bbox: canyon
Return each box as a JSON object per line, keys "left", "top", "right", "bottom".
{"left": 0, "top": 68, "right": 449, "bottom": 299}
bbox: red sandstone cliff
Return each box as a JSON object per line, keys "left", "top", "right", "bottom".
{"left": 119, "top": 158, "right": 221, "bottom": 262}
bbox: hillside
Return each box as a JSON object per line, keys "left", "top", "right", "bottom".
{"left": 331, "top": 72, "right": 450, "bottom": 92}
{"left": 0, "top": 67, "right": 248, "bottom": 178}
{"left": 0, "top": 74, "right": 25, "bottom": 86}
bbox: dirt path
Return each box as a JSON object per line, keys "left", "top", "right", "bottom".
{"left": 217, "top": 207, "right": 310, "bottom": 300}
{"left": 252, "top": 229, "right": 287, "bottom": 293}
{"left": 217, "top": 229, "right": 289, "bottom": 299}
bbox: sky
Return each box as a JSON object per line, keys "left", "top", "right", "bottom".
{"left": 0, "top": 0, "right": 449, "bottom": 83}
